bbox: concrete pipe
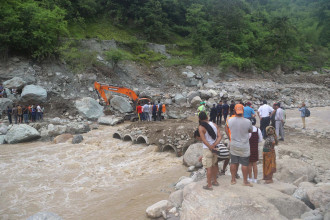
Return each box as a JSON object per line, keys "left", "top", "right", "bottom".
{"left": 123, "top": 134, "right": 134, "bottom": 142}
{"left": 112, "top": 132, "right": 122, "bottom": 140}
{"left": 135, "top": 135, "right": 149, "bottom": 145}
{"left": 162, "top": 144, "right": 179, "bottom": 157}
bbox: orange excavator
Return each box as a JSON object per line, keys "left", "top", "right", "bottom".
{"left": 94, "top": 81, "right": 151, "bottom": 121}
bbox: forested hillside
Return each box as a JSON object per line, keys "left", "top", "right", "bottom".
{"left": 1, "top": 0, "right": 329, "bottom": 71}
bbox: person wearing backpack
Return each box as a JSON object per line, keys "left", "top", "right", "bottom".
{"left": 299, "top": 103, "right": 308, "bottom": 129}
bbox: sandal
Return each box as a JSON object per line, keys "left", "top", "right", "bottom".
{"left": 203, "top": 185, "right": 213, "bottom": 190}
{"left": 212, "top": 182, "right": 219, "bottom": 186}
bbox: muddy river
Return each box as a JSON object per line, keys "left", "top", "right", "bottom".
{"left": 0, "top": 125, "right": 187, "bottom": 220}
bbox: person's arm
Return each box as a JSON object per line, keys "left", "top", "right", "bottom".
{"left": 198, "top": 126, "right": 214, "bottom": 150}
{"left": 252, "top": 109, "right": 256, "bottom": 117}
{"left": 258, "top": 128, "right": 263, "bottom": 142}
{"left": 257, "top": 107, "right": 261, "bottom": 119}
{"left": 211, "top": 124, "right": 222, "bottom": 148}
{"left": 225, "top": 123, "right": 230, "bottom": 139}
{"left": 248, "top": 121, "right": 253, "bottom": 133}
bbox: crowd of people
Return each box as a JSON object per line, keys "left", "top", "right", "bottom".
{"left": 136, "top": 101, "right": 166, "bottom": 122}
{"left": 2, "top": 104, "right": 44, "bottom": 124}
{"left": 0, "top": 84, "right": 19, "bottom": 98}
{"left": 196, "top": 99, "right": 290, "bottom": 190}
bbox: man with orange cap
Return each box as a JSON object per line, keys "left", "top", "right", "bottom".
{"left": 227, "top": 104, "right": 253, "bottom": 187}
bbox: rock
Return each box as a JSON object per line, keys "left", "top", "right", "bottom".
{"left": 188, "top": 166, "right": 195, "bottom": 172}
{"left": 53, "top": 133, "right": 73, "bottom": 144}
{"left": 0, "top": 98, "right": 13, "bottom": 112}
{"left": 75, "top": 97, "right": 104, "bottom": 120}
{"left": 46, "top": 124, "right": 67, "bottom": 137}
{"left": 275, "top": 158, "right": 316, "bottom": 183}
{"left": 110, "top": 95, "right": 133, "bottom": 113}
{"left": 66, "top": 122, "right": 90, "bottom": 134}
{"left": 199, "top": 90, "right": 211, "bottom": 99}
{"left": 301, "top": 209, "right": 323, "bottom": 220}
{"left": 167, "top": 111, "right": 187, "bottom": 119}
{"left": 186, "top": 66, "right": 192, "bottom": 70}
{"left": 98, "top": 116, "right": 123, "bottom": 126}
{"left": 293, "top": 182, "right": 315, "bottom": 209}
{"left": 175, "top": 178, "right": 193, "bottom": 190}
{"left": 0, "top": 135, "right": 5, "bottom": 144}
{"left": 190, "top": 96, "right": 202, "bottom": 108}
{"left": 174, "top": 94, "right": 186, "bottom": 105}
{"left": 21, "top": 85, "right": 47, "bottom": 103}
{"left": 208, "top": 89, "right": 218, "bottom": 97}
{"left": 5, "top": 124, "right": 40, "bottom": 144}
{"left": 306, "top": 183, "right": 330, "bottom": 212}
{"left": 146, "top": 200, "right": 172, "bottom": 218}
{"left": 187, "top": 91, "right": 200, "bottom": 102}
{"left": 185, "top": 78, "right": 200, "bottom": 87}
{"left": 182, "top": 71, "right": 196, "bottom": 78}
{"left": 169, "top": 190, "right": 183, "bottom": 208}
{"left": 159, "top": 139, "right": 165, "bottom": 145}
{"left": 181, "top": 179, "right": 310, "bottom": 220}
{"left": 27, "top": 211, "right": 63, "bottom": 220}
{"left": 3, "top": 77, "right": 26, "bottom": 89}
{"left": 190, "top": 169, "right": 206, "bottom": 182}
{"left": 266, "top": 181, "right": 297, "bottom": 195}
{"left": 0, "top": 124, "right": 8, "bottom": 135}
{"left": 146, "top": 43, "right": 169, "bottom": 57}
{"left": 183, "top": 143, "right": 203, "bottom": 167}
{"left": 72, "top": 134, "right": 83, "bottom": 144}
{"left": 293, "top": 175, "right": 309, "bottom": 186}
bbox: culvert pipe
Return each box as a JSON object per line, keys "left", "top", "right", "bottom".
{"left": 123, "top": 134, "right": 134, "bottom": 142}
{"left": 135, "top": 135, "right": 149, "bottom": 145}
{"left": 112, "top": 132, "right": 122, "bottom": 140}
{"left": 162, "top": 144, "right": 179, "bottom": 157}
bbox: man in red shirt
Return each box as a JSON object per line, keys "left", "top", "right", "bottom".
{"left": 136, "top": 104, "right": 143, "bottom": 121}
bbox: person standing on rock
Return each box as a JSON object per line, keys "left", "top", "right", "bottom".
{"left": 148, "top": 102, "right": 153, "bottom": 121}
{"left": 143, "top": 103, "right": 150, "bottom": 121}
{"left": 157, "top": 101, "right": 163, "bottom": 121}
{"left": 216, "top": 101, "right": 223, "bottom": 126}
{"left": 210, "top": 104, "right": 217, "bottom": 123}
{"left": 274, "top": 103, "right": 285, "bottom": 141}
{"left": 7, "top": 106, "right": 12, "bottom": 124}
{"left": 198, "top": 111, "right": 222, "bottom": 190}
{"left": 243, "top": 102, "right": 256, "bottom": 119}
{"left": 31, "top": 105, "right": 36, "bottom": 122}
{"left": 12, "top": 104, "right": 18, "bottom": 124}
{"left": 263, "top": 126, "right": 278, "bottom": 184}
{"left": 229, "top": 100, "right": 235, "bottom": 117}
{"left": 222, "top": 100, "right": 229, "bottom": 123}
{"left": 257, "top": 100, "right": 274, "bottom": 138}
{"left": 299, "top": 103, "right": 307, "bottom": 129}
{"left": 17, "top": 104, "right": 23, "bottom": 123}
{"left": 152, "top": 103, "right": 157, "bottom": 121}
{"left": 248, "top": 117, "right": 263, "bottom": 183}
{"left": 23, "top": 105, "right": 29, "bottom": 123}
{"left": 227, "top": 104, "right": 253, "bottom": 187}
{"left": 197, "top": 102, "right": 206, "bottom": 115}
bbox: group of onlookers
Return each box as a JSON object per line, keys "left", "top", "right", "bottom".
{"left": 136, "top": 101, "right": 166, "bottom": 122}
{"left": 4, "top": 104, "right": 44, "bottom": 124}
{"left": 0, "top": 84, "right": 18, "bottom": 98}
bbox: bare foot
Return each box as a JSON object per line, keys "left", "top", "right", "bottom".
{"left": 243, "top": 182, "right": 253, "bottom": 187}
{"left": 265, "top": 180, "right": 273, "bottom": 184}
{"left": 231, "top": 180, "right": 236, "bottom": 185}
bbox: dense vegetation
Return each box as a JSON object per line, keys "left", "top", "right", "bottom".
{"left": 1, "top": 0, "right": 329, "bottom": 71}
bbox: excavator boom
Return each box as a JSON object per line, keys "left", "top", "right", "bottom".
{"left": 94, "top": 81, "right": 139, "bottom": 105}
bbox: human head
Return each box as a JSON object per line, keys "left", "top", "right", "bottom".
{"left": 234, "top": 104, "right": 244, "bottom": 116}
{"left": 246, "top": 102, "right": 252, "bottom": 107}
{"left": 302, "top": 103, "right": 305, "bottom": 107}
{"left": 231, "top": 100, "right": 234, "bottom": 104}
{"left": 213, "top": 104, "right": 216, "bottom": 107}
{"left": 266, "top": 126, "right": 275, "bottom": 136}
{"left": 219, "top": 100, "right": 223, "bottom": 104}
{"left": 263, "top": 100, "right": 267, "bottom": 104}
{"left": 275, "top": 103, "right": 280, "bottom": 109}
{"left": 199, "top": 111, "right": 208, "bottom": 121}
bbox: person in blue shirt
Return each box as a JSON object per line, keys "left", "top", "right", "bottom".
{"left": 243, "top": 102, "right": 256, "bottom": 119}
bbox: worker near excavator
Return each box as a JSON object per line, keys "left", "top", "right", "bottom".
{"left": 137, "top": 104, "right": 143, "bottom": 121}
{"left": 143, "top": 103, "right": 150, "bottom": 121}
{"left": 157, "top": 101, "right": 163, "bottom": 121}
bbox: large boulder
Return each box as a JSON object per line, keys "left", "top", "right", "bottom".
{"left": 181, "top": 178, "right": 310, "bottom": 220}
{"left": 110, "top": 95, "right": 133, "bottom": 113}
{"left": 187, "top": 91, "right": 200, "bottom": 102}
{"left": 0, "top": 124, "right": 8, "bottom": 135}
{"left": 43, "top": 124, "right": 67, "bottom": 137}
{"left": 183, "top": 143, "right": 203, "bottom": 167}
{"left": 3, "top": 77, "right": 26, "bottom": 89}
{"left": 306, "top": 183, "right": 330, "bottom": 212}
{"left": 98, "top": 116, "right": 124, "bottom": 126}
{"left": 146, "top": 200, "right": 172, "bottom": 218}
{"left": 53, "top": 133, "right": 73, "bottom": 144}
{"left": 5, "top": 124, "right": 41, "bottom": 144}
{"left": 27, "top": 211, "right": 63, "bottom": 220}
{"left": 75, "top": 97, "right": 104, "bottom": 120}
{"left": 199, "top": 90, "right": 211, "bottom": 99}
{"left": 293, "top": 182, "right": 316, "bottom": 209}
{"left": 0, "top": 98, "right": 13, "bottom": 112}
{"left": 72, "top": 134, "right": 83, "bottom": 144}
{"left": 0, "top": 135, "right": 5, "bottom": 144}
{"left": 174, "top": 94, "right": 186, "bottom": 106}
{"left": 21, "top": 85, "right": 47, "bottom": 103}
{"left": 66, "top": 122, "right": 90, "bottom": 134}
{"left": 175, "top": 177, "right": 194, "bottom": 190}
{"left": 169, "top": 190, "right": 184, "bottom": 208}
{"left": 275, "top": 158, "right": 316, "bottom": 183}
{"left": 190, "top": 96, "right": 202, "bottom": 108}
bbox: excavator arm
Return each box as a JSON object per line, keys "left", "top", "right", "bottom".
{"left": 94, "top": 81, "right": 139, "bottom": 105}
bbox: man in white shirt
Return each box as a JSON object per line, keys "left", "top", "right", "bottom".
{"left": 36, "top": 104, "right": 42, "bottom": 121}
{"left": 143, "top": 103, "right": 150, "bottom": 121}
{"left": 274, "top": 103, "right": 285, "bottom": 141}
{"left": 257, "top": 100, "right": 274, "bottom": 138}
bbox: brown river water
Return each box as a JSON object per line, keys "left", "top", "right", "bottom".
{"left": 0, "top": 124, "right": 187, "bottom": 220}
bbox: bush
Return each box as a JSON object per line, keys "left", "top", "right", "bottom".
{"left": 219, "top": 52, "right": 253, "bottom": 71}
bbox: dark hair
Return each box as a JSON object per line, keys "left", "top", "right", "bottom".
{"left": 198, "top": 111, "right": 207, "bottom": 121}
{"left": 263, "top": 100, "right": 267, "bottom": 104}
{"left": 194, "top": 129, "right": 200, "bottom": 138}
{"left": 231, "top": 100, "right": 234, "bottom": 103}
{"left": 275, "top": 103, "right": 280, "bottom": 107}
